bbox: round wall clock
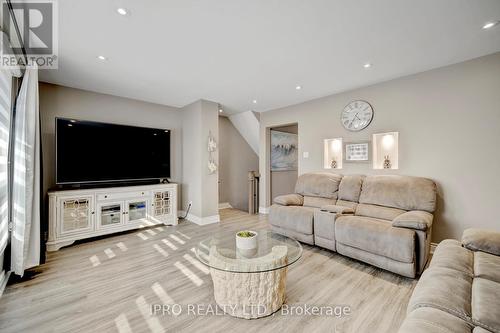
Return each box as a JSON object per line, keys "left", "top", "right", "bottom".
{"left": 341, "top": 100, "right": 374, "bottom": 132}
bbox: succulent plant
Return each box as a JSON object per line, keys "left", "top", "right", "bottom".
{"left": 237, "top": 231, "right": 256, "bottom": 238}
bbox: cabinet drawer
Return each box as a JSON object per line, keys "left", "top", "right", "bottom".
{"left": 97, "top": 190, "right": 150, "bottom": 201}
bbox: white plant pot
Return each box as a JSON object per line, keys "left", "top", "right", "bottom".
{"left": 236, "top": 231, "right": 258, "bottom": 250}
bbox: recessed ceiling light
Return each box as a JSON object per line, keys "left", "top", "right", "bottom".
{"left": 482, "top": 21, "right": 498, "bottom": 29}
{"left": 295, "top": 85, "right": 302, "bottom": 90}
{"left": 117, "top": 8, "right": 128, "bottom": 16}
{"left": 219, "top": 109, "right": 223, "bottom": 113}
{"left": 97, "top": 55, "right": 107, "bottom": 61}
{"left": 252, "top": 100, "right": 257, "bottom": 104}
{"left": 363, "top": 63, "right": 372, "bottom": 69}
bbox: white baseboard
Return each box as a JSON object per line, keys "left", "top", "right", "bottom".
{"left": 430, "top": 242, "right": 438, "bottom": 254}
{"left": 259, "top": 206, "right": 269, "bottom": 214}
{"left": 186, "top": 213, "right": 220, "bottom": 225}
{"left": 218, "top": 202, "right": 232, "bottom": 210}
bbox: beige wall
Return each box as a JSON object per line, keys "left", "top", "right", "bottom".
{"left": 180, "top": 100, "right": 219, "bottom": 219}
{"left": 259, "top": 52, "right": 500, "bottom": 242}
{"left": 39, "top": 83, "right": 183, "bottom": 205}
{"left": 40, "top": 84, "right": 220, "bottom": 223}
{"left": 270, "top": 124, "right": 298, "bottom": 201}
{"left": 218, "top": 116, "right": 258, "bottom": 211}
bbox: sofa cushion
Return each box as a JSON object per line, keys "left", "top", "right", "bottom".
{"left": 336, "top": 199, "right": 358, "bottom": 210}
{"left": 295, "top": 172, "right": 342, "bottom": 199}
{"left": 399, "top": 307, "right": 473, "bottom": 333}
{"left": 472, "top": 278, "right": 500, "bottom": 332}
{"left": 268, "top": 205, "right": 315, "bottom": 235}
{"left": 273, "top": 193, "right": 304, "bottom": 206}
{"left": 393, "top": 210, "right": 434, "bottom": 231}
{"left": 338, "top": 174, "right": 365, "bottom": 202}
{"left": 320, "top": 205, "right": 354, "bottom": 214}
{"left": 429, "top": 240, "right": 474, "bottom": 275}
{"left": 408, "top": 266, "right": 472, "bottom": 322}
{"left": 303, "top": 196, "right": 336, "bottom": 208}
{"left": 359, "top": 175, "right": 437, "bottom": 213}
{"left": 355, "top": 203, "right": 406, "bottom": 221}
{"left": 474, "top": 251, "right": 500, "bottom": 283}
{"left": 462, "top": 228, "right": 500, "bottom": 256}
{"left": 335, "top": 215, "right": 415, "bottom": 263}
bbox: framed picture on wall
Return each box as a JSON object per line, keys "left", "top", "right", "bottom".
{"left": 270, "top": 130, "right": 298, "bottom": 171}
{"left": 344, "top": 141, "right": 371, "bottom": 162}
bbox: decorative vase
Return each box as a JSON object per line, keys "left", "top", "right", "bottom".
{"left": 383, "top": 155, "right": 391, "bottom": 169}
{"left": 331, "top": 159, "right": 337, "bottom": 169}
{"left": 236, "top": 231, "right": 258, "bottom": 250}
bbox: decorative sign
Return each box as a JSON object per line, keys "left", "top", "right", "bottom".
{"left": 345, "top": 142, "right": 370, "bottom": 162}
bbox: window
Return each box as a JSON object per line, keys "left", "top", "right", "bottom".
{"left": 0, "top": 69, "right": 13, "bottom": 255}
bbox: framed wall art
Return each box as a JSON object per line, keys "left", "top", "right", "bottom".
{"left": 344, "top": 141, "right": 371, "bottom": 162}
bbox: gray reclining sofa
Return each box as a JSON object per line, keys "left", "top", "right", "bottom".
{"left": 269, "top": 172, "right": 437, "bottom": 278}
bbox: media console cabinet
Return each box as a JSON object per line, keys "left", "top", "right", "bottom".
{"left": 47, "top": 183, "right": 178, "bottom": 251}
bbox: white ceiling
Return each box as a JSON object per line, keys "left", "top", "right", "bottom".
{"left": 40, "top": 0, "right": 500, "bottom": 114}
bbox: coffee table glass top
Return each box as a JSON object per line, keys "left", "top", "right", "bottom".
{"left": 196, "top": 230, "right": 302, "bottom": 273}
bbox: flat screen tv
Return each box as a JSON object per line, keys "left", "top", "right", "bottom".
{"left": 56, "top": 118, "right": 171, "bottom": 185}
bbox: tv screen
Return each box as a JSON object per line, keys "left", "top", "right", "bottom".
{"left": 56, "top": 118, "right": 171, "bottom": 184}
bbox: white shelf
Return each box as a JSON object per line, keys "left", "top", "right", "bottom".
{"left": 372, "top": 132, "right": 399, "bottom": 169}
{"left": 324, "top": 138, "right": 343, "bottom": 169}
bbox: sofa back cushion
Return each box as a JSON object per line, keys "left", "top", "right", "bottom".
{"left": 336, "top": 199, "right": 358, "bottom": 210}
{"left": 303, "top": 196, "right": 336, "bottom": 208}
{"left": 295, "top": 172, "right": 342, "bottom": 199}
{"left": 359, "top": 175, "right": 437, "bottom": 212}
{"left": 355, "top": 203, "right": 406, "bottom": 221}
{"left": 338, "top": 175, "right": 365, "bottom": 202}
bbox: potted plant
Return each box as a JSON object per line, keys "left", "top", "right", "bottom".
{"left": 236, "top": 230, "right": 258, "bottom": 250}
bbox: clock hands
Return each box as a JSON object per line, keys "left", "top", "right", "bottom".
{"left": 349, "top": 112, "right": 361, "bottom": 128}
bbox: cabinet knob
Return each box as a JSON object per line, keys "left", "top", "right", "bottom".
{"left": 92, "top": 212, "right": 95, "bottom": 214}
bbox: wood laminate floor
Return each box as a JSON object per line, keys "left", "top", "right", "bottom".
{"left": 0, "top": 209, "right": 417, "bottom": 333}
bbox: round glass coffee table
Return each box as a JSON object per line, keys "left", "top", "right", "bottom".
{"left": 196, "top": 230, "right": 302, "bottom": 319}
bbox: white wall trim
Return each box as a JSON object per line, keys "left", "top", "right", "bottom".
{"left": 259, "top": 206, "right": 269, "bottom": 214}
{"left": 186, "top": 213, "right": 220, "bottom": 225}
{"left": 218, "top": 202, "right": 232, "bottom": 210}
{"left": 430, "top": 242, "right": 438, "bottom": 254}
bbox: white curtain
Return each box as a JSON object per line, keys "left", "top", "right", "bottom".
{"left": 11, "top": 63, "right": 40, "bottom": 276}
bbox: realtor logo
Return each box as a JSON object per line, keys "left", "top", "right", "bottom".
{"left": 1, "top": 0, "right": 58, "bottom": 69}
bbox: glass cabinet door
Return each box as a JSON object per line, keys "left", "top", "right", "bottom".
{"left": 98, "top": 202, "right": 123, "bottom": 228}
{"left": 127, "top": 200, "right": 148, "bottom": 223}
{"left": 59, "top": 196, "right": 94, "bottom": 235}
{"left": 153, "top": 191, "right": 171, "bottom": 218}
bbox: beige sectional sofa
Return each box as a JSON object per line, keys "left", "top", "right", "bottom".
{"left": 399, "top": 228, "right": 500, "bottom": 333}
{"left": 269, "top": 172, "right": 437, "bottom": 278}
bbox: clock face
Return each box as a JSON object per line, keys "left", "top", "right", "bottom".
{"left": 341, "top": 100, "right": 374, "bottom": 132}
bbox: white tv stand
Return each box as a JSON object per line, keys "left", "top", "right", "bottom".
{"left": 47, "top": 183, "right": 178, "bottom": 251}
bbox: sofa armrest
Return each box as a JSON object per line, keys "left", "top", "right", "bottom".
{"left": 462, "top": 228, "right": 500, "bottom": 256}
{"left": 273, "top": 194, "right": 304, "bottom": 206}
{"left": 392, "top": 211, "right": 433, "bottom": 231}
{"left": 320, "top": 205, "right": 354, "bottom": 214}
